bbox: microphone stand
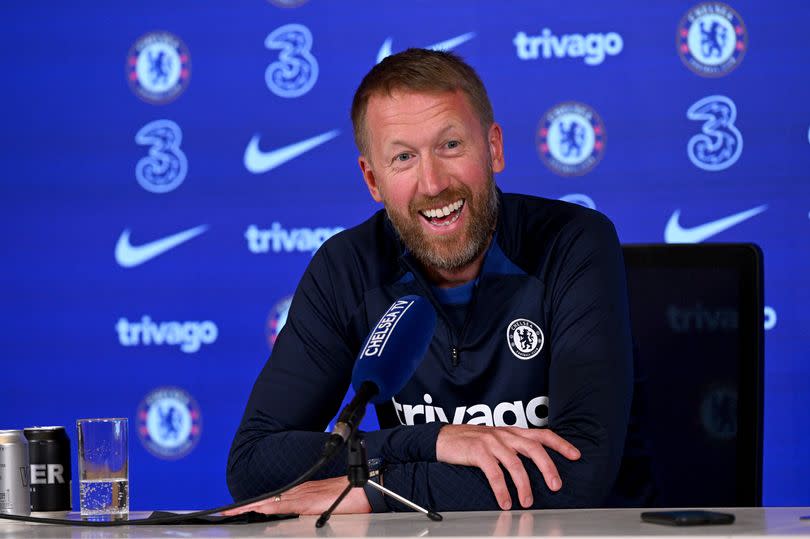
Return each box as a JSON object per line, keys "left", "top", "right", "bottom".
{"left": 315, "top": 431, "right": 443, "bottom": 528}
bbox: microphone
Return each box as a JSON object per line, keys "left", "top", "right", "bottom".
{"left": 323, "top": 295, "right": 436, "bottom": 454}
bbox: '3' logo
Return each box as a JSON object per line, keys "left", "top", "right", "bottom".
{"left": 264, "top": 23, "right": 318, "bottom": 98}
{"left": 686, "top": 95, "right": 743, "bottom": 171}
{"left": 135, "top": 119, "right": 188, "bottom": 194}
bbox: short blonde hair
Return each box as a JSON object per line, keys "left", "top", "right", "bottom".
{"left": 350, "top": 48, "right": 494, "bottom": 157}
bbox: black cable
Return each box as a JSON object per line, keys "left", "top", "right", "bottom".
{"left": 0, "top": 449, "right": 336, "bottom": 527}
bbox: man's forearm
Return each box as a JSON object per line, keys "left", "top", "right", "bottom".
{"left": 382, "top": 448, "right": 614, "bottom": 512}
{"left": 227, "top": 422, "right": 443, "bottom": 503}
{"left": 227, "top": 430, "right": 348, "bottom": 501}
{"left": 228, "top": 422, "right": 617, "bottom": 512}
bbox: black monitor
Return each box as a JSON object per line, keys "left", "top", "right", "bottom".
{"left": 617, "top": 244, "right": 763, "bottom": 507}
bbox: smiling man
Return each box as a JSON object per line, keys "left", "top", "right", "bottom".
{"left": 357, "top": 88, "right": 499, "bottom": 288}
{"left": 226, "top": 49, "right": 633, "bottom": 515}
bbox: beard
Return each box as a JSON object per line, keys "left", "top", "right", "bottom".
{"left": 383, "top": 170, "right": 499, "bottom": 273}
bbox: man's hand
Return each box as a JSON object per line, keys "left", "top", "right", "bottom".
{"left": 436, "top": 424, "right": 580, "bottom": 510}
{"left": 221, "top": 476, "right": 372, "bottom": 516}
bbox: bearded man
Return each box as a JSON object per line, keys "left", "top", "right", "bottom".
{"left": 226, "top": 48, "right": 632, "bottom": 514}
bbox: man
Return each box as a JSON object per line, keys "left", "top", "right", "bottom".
{"left": 226, "top": 49, "right": 632, "bottom": 515}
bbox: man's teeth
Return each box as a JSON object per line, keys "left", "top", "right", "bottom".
{"left": 421, "top": 200, "right": 464, "bottom": 219}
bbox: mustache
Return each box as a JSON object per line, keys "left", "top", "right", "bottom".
{"left": 409, "top": 187, "right": 471, "bottom": 213}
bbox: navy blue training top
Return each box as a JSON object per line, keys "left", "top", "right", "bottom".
{"left": 227, "top": 191, "right": 633, "bottom": 511}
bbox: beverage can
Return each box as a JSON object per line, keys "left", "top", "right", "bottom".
{"left": 0, "top": 429, "right": 31, "bottom": 516}
{"left": 24, "top": 426, "right": 72, "bottom": 516}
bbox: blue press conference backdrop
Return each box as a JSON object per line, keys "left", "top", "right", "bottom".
{"left": 1, "top": 1, "right": 808, "bottom": 509}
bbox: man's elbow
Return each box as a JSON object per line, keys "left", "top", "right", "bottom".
{"left": 226, "top": 446, "right": 250, "bottom": 501}
{"left": 535, "top": 439, "right": 622, "bottom": 509}
{"left": 226, "top": 437, "right": 268, "bottom": 502}
{"left": 538, "top": 459, "right": 617, "bottom": 508}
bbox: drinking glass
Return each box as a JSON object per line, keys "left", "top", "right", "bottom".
{"left": 76, "top": 418, "right": 129, "bottom": 517}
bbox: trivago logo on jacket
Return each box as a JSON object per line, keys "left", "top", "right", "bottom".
{"left": 392, "top": 393, "right": 549, "bottom": 428}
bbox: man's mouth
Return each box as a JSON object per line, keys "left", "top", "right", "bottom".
{"left": 418, "top": 199, "right": 465, "bottom": 227}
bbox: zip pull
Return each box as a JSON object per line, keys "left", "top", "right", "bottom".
{"left": 451, "top": 346, "right": 460, "bottom": 367}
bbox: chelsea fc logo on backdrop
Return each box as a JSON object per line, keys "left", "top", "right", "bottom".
{"left": 677, "top": 3, "right": 748, "bottom": 77}
{"left": 507, "top": 319, "right": 544, "bottom": 360}
{"left": 127, "top": 31, "right": 191, "bottom": 104}
{"left": 137, "top": 386, "right": 201, "bottom": 460}
{"left": 266, "top": 295, "right": 293, "bottom": 349}
{"left": 537, "top": 102, "right": 606, "bottom": 176}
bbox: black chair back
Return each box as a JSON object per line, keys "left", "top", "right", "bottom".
{"left": 610, "top": 243, "right": 763, "bottom": 507}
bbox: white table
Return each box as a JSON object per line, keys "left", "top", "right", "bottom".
{"left": 1, "top": 507, "right": 808, "bottom": 538}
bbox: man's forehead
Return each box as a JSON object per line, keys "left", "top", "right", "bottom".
{"left": 367, "top": 88, "right": 466, "bottom": 109}
{"left": 365, "top": 89, "right": 474, "bottom": 132}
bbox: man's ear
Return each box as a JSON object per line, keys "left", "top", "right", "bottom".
{"left": 488, "top": 122, "right": 505, "bottom": 173}
{"left": 358, "top": 155, "right": 383, "bottom": 202}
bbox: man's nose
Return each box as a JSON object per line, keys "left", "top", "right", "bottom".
{"left": 417, "top": 155, "right": 449, "bottom": 197}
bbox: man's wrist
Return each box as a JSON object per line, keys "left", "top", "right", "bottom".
{"left": 362, "top": 457, "right": 388, "bottom": 512}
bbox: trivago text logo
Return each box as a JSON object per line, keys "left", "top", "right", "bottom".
{"left": 116, "top": 316, "right": 218, "bottom": 353}
{"left": 393, "top": 393, "right": 549, "bottom": 428}
{"left": 245, "top": 223, "right": 344, "bottom": 254}
{"left": 514, "top": 28, "right": 623, "bottom": 65}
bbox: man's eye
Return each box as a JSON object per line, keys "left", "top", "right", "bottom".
{"left": 446, "top": 140, "right": 460, "bottom": 149}
{"left": 395, "top": 153, "right": 411, "bottom": 162}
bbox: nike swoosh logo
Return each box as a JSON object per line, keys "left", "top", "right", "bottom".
{"left": 376, "top": 32, "right": 477, "bottom": 64}
{"left": 664, "top": 205, "right": 767, "bottom": 243}
{"left": 244, "top": 130, "right": 340, "bottom": 174}
{"left": 115, "top": 225, "right": 209, "bottom": 268}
